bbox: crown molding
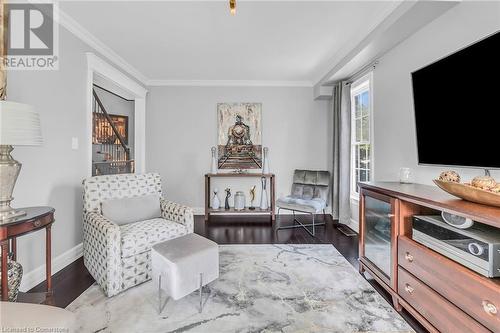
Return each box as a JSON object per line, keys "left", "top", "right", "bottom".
{"left": 147, "top": 79, "right": 313, "bottom": 87}
{"left": 87, "top": 53, "right": 148, "bottom": 98}
{"left": 312, "top": 0, "right": 402, "bottom": 85}
{"left": 51, "top": 4, "right": 149, "bottom": 85}
{"left": 313, "top": 0, "right": 458, "bottom": 87}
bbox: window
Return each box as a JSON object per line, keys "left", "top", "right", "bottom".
{"left": 350, "top": 75, "right": 372, "bottom": 197}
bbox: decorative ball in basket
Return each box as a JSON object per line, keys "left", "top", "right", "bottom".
{"left": 434, "top": 171, "right": 500, "bottom": 208}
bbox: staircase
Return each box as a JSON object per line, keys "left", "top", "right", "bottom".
{"left": 92, "top": 88, "right": 134, "bottom": 176}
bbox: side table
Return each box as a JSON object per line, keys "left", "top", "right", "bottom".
{"left": 0, "top": 207, "right": 55, "bottom": 302}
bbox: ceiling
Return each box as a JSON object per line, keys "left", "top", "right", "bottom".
{"left": 60, "top": 1, "right": 402, "bottom": 85}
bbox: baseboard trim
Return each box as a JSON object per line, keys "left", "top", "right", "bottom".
{"left": 192, "top": 207, "right": 204, "bottom": 215}
{"left": 346, "top": 218, "right": 359, "bottom": 234}
{"left": 20, "top": 242, "right": 83, "bottom": 292}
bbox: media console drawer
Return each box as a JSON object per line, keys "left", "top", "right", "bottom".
{"left": 398, "top": 236, "right": 500, "bottom": 331}
{"left": 398, "top": 267, "right": 489, "bottom": 333}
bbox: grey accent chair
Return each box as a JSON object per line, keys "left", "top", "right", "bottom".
{"left": 276, "top": 170, "right": 330, "bottom": 236}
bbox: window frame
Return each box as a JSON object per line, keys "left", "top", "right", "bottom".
{"left": 350, "top": 73, "right": 374, "bottom": 200}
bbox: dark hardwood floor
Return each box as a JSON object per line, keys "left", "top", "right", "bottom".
{"left": 29, "top": 214, "right": 426, "bottom": 333}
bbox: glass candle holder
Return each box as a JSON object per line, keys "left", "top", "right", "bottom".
{"left": 399, "top": 167, "right": 414, "bottom": 184}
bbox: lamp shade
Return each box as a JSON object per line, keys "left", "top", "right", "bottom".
{"left": 0, "top": 101, "right": 43, "bottom": 146}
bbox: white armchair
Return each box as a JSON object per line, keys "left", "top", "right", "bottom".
{"left": 82, "top": 173, "right": 193, "bottom": 297}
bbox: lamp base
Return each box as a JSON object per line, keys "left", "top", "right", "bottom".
{"left": 0, "top": 145, "right": 24, "bottom": 223}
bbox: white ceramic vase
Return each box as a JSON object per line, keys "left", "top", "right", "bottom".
{"left": 260, "top": 177, "right": 268, "bottom": 210}
{"left": 212, "top": 188, "right": 220, "bottom": 209}
{"left": 262, "top": 147, "right": 270, "bottom": 174}
{"left": 211, "top": 146, "right": 218, "bottom": 174}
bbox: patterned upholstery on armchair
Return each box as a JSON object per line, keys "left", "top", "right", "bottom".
{"left": 82, "top": 173, "right": 193, "bottom": 297}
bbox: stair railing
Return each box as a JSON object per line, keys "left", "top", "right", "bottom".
{"left": 92, "top": 88, "right": 134, "bottom": 175}
{"left": 92, "top": 89, "right": 131, "bottom": 161}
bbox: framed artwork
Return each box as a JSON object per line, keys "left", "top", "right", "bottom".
{"left": 217, "top": 103, "right": 262, "bottom": 169}
{"left": 92, "top": 113, "right": 129, "bottom": 145}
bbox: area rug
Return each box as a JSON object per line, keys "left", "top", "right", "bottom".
{"left": 67, "top": 245, "right": 414, "bottom": 333}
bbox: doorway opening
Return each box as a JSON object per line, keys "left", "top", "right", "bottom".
{"left": 92, "top": 84, "right": 135, "bottom": 176}
{"left": 86, "top": 53, "right": 147, "bottom": 177}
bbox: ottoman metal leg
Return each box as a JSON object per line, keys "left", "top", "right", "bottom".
{"left": 158, "top": 275, "right": 169, "bottom": 314}
{"left": 158, "top": 275, "right": 162, "bottom": 314}
{"left": 199, "top": 273, "right": 203, "bottom": 313}
{"left": 197, "top": 273, "right": 213, "bottom": 314}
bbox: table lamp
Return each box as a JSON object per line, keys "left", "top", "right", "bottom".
{"left": 0, "top": 101, "right": 43, "bottom": 222}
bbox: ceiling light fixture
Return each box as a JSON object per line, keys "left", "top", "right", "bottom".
{"left": 229, "top": 0, "right": 236, "bottom": 15}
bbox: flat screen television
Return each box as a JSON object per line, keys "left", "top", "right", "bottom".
{"left": 412, "top": 31, "right": 500, "bottom": 170}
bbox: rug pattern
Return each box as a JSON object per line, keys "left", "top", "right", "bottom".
{"left": 67, "top": 244, "right": 413, "bottom": 333}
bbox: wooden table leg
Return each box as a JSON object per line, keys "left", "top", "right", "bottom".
{"left": 1, "top": 240, "right": 9, "bottom": 301}
{"left": 46, "top": 225, "right": 52, "bottom": 293}
{"left": 205, "top": 175, "right": 210, "bottom": 222}
{"left": 11, "top": 237, "right": 16, "bottom": 261}
{"left": 271, "top": 175, "right": 276, "bottom": 222}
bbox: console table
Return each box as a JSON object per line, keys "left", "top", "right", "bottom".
{"left": 358, "top": 182, "right": 500, "bottom": 333}
{"left": 0, "top": 207, "right": 55, "bottom": 301}
{"left": 204, "top": 173, "right": 275, "bottom": 222}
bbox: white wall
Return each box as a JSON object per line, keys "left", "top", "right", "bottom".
{"left": 146, "top": 86, "right": 330, "bottom": 213}
{"left": 372, "top": 1, "right": 500, "bottom": 185}
{"left": 7, "top": 27, "right": 144, "bottom": 289}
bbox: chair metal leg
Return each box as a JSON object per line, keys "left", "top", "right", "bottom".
{"left": 276, "top": 209, "right": 326, "bottom": 237}
{"left": 199, "top": 273, "right": 203, "bottom": 313}
{"left": 312, "top": 213, "right": 315, "bottom": 236}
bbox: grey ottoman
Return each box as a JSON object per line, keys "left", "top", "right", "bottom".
{"left": 151, "top": 233, "right": 219, "bottom": 313}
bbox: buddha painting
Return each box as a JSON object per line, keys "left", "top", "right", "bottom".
{"left": 217, "top": 103, "right": 262, "bottom": 169}
{"left": 226, "top": 115, "right": 252, "bottom": 146}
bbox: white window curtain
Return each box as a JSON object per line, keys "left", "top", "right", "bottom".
{"left": 331, "top": 81, "right": 352, "bottom": 224}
